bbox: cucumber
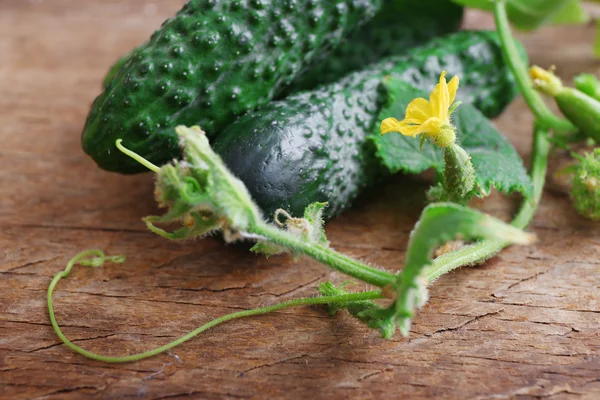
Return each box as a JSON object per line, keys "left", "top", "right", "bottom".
{"left": 82, "top": 0, "right": 384, "bottom": 174}
{"left": 102, "top": 0, "right": 464, "bottom": 106}
{"left": 286, "top": 0, "right": 464, "bottom": 93}
{"left": 213, "top": 31, "right": 525, "bottom": 219}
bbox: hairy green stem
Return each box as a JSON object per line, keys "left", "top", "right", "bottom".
{"left": 113, "top": 138, "right": 394, "bottom": 288}
{"left": 511, "top": 124, "right": 550, "bottom": 229}
{"left": 493, "top": 0, "right": 574, "bottom": 135}
{"left": 424, "top": 2, "right": 559, "bottom": 283}
{"left": 424, "top": 125, "right": 550, "bottom": 282}
{"left": 253, "top": 222, "right": 395, "bottom": 288}
{"left": 48, "top": 249, "right": 383, "bottom": 363}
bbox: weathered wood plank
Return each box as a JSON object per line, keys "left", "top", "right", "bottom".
{"left": 1, "top": 1, "right": 599, "bottom": 399}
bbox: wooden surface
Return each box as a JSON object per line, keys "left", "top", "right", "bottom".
{"left": 1, "top": 1, "right": 600, "bottom": 399}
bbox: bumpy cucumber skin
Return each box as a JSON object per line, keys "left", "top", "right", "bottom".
{"left": 82, "top": 0, "right": 383, "bottom": 173}
{"left": 286, "top": 0, "right": 464, "bottom": 94}
{"left": 103, "top": 1, "right": 464, "bottom": 104}
{"left": 213, "top": 31, "right": 525, "bottom": 219}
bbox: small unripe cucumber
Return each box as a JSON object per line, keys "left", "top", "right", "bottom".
{"left": 213, "top": 31, "right": 525, "bottom": 219}
{"left": 555, "top": 88, "right": 600, "bottom": 142}
{"left": 82, "top": 0, "right": 384, "bottom": 173}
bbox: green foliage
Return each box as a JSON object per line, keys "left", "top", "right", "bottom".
{"left": 117, "top": 125, "right": 536, "bottom": 343}
{"left": 382, "top": 203, "right": 534, "bottom": 337}
{"left": 550, "top": 0, "right": 589, "bottom": 25}
{"left": 370, "top": 78, "right": 533, "bottom": 200}
{"left": 249, "top": 240, "right": 287, "bottom": 258}
{"left": 320, "top": 203, "right": 535, "bottom": 338}
{"left": 571, "top": 149, "right": 600, "bottom": 220}
{"left": 47, "top": 0, "right": 562, "bottom": 363}
{"left": 129, "top": 126, "right": 263, "bottom": 241}
{"left": 453, "top": 0, "right": 587, "bottom": 30}
{"left": 318, "top": 282, "right": 396, "bottom": 338}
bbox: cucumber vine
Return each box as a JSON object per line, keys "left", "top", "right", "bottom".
{"left": 47, "top": 0, "right": 599, "bottom": 362}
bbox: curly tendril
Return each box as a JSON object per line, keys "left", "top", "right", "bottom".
{"left": 48, "top": 250, "right": 382, "bottom": 363}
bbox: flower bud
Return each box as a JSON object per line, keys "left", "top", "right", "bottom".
{"left": 530, "top": 65, "right": 563, "bottom": 96}
{"left": 571, "top": 149, "right": 600, "bottom": 220}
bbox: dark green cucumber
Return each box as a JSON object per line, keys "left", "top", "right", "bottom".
{"left": 82, "top": 0, "right": 384, "bottom": 174}
{"left": 213, "top": 31, "right": 525, "bottom": 219}
{"left": 104, "top": 1, "right": 464, "bottom": 97}
{"left": 286, "top": 0, "right": 464, "bottom": 93}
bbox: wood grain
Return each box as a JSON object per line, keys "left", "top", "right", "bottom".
{"left": 1, "top": 2, "right": 599, "bottom": 399}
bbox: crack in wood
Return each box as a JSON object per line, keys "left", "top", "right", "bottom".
{"left": 482, "top": 300, "right": 600, "bottom": 314}
{"left": 0, "top": 319, "right": 112, "bottom": 331}
{"left": 503, "top": 268, "right": 551, "bottom": 291}
{"left": 427, "top": 309, "right": 505, "bottom": 336}
{"left": 308, "top": 355, "right": 411, "bottom": 369}
{"left": 0, "top": 271, "right": 47, "bottom": 277}
{"left": 357, "top": 368, "right": 392, "bottom": 382}
{"left": 30, "top": 385, "right": 100, "bottom": 399}
{"left": 239, "top": 354, "right": 309, "bottom": 375}
{"left": 4, "top": 222, "right": 148, "bottom": 234}
{"left": 3, "top": 256, "right": 59, "bottom": 273}
{"left": 27, "top": 333, "right": 119, "bottom": 353}
{"left": 254, "top": 274, "right": 327, "bottom": 298}
{"left": 159, "top": 284, "right": 253, "bottom": 293}
{"left": 151, "top": 391, "right": 249, "bottom": 400}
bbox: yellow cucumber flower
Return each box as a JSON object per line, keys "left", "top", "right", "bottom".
{"left": 380, "top": 71, "right": 459, "bottom": 148}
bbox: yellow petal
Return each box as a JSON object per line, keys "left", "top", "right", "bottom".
{"left": 381, "top": 117, "right": 422, "bottom": 136}
{"left": 529, "top": 65, "right": 553, "bottom": 82}
{"left": 447, "top": 75, "right": 459, "bottom": 106}
{"left": 399, "top": 118, "right": 424, "bottom": 125}
{"left": 439, "top": 70, "right": 447, "bottom": 85}
{"left": 405, "top": 97, "right": 433, "bottom": 123}
{"left": 429, "top": 71, "right": 449, "bottom": 121}
{"left": 380, "top": 118, "right": 403, "bottom": 135}
{"left": 396, "top": 122, "right": 421, "bottom": 137}
{"left": 415, "top": 117, "right": 443, "bottom": 136}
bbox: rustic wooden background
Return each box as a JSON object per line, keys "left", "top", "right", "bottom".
{"left": 1, "top": 1, "right": 599, "bottom": 399}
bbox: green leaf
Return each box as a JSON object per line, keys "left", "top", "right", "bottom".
{"left": 370, "top": 78, "right": 533, "bottom": 199}
{"left": 302, "top": 202, "right": 329, "bottom": 246}
{"left": 321, "top": 204, "right": 536, "bottom": 339}
{"left": 452, "top": 0, "right": 576, "bottom": 30}
{"left": 393, "top": 202, "right": 535, "bottom": 336}
{"left": 550, "top": 0, "right": 589, "bottom": 25}
{"left": 318, "top": 282, "right": 395, "bottom": 338}
{"left": 250, "top": 241, "right": 287, "bottom": 258}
